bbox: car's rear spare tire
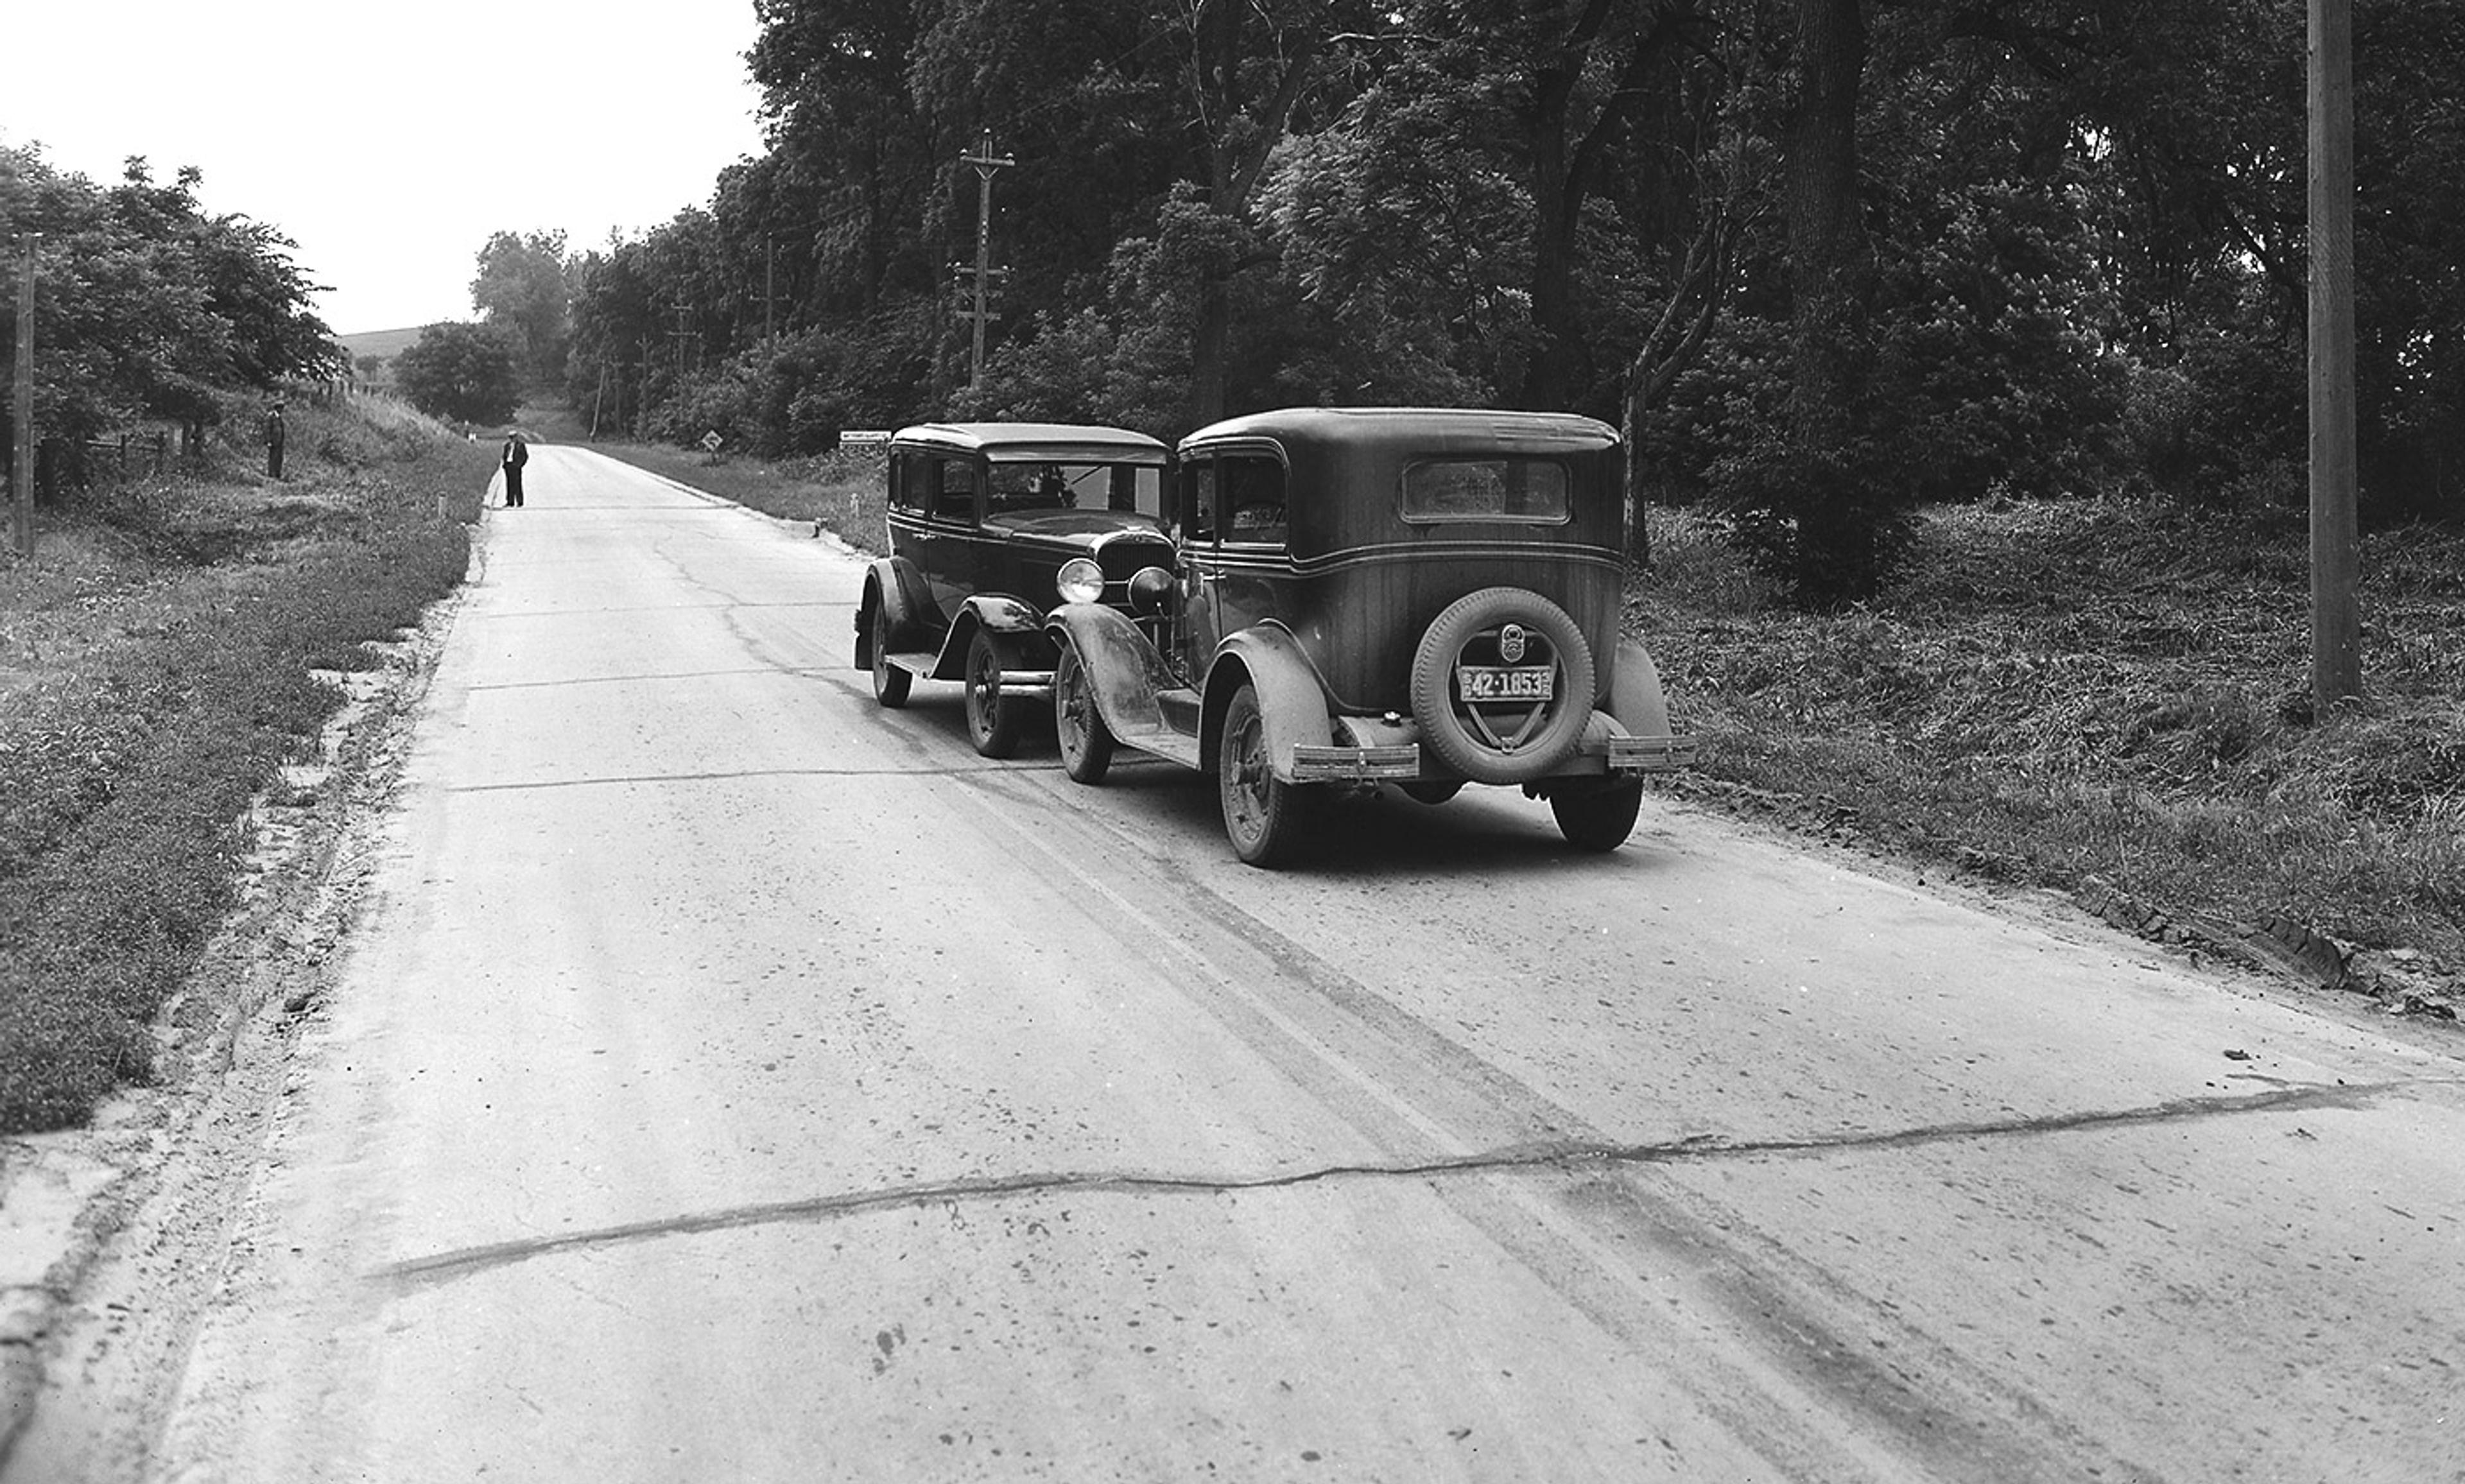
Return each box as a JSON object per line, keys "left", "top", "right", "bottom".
{"left": 1408, "top": 587, "right": 1595, "bottom": 784}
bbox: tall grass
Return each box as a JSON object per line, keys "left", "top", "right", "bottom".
{"left": 1634, "top": 499, "right": 2465, "bottom": 971}
{"left": 0, "top": 401, "right": 495, "bottom": 1132}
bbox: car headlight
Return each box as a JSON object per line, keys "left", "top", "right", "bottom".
{"left": 1129, "top": 565, "right": 1174, "bottom": 615}
{"left": 1057, "top": 558, "right": 1105, "bottom": 605}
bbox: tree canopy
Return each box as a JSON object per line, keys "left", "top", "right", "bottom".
{"left": 1, "top": 148, "right": 340, "bottom": 488}
{"left": 393, "top": 322, "right": 519, "bottom": 426}
{"left": 471, "top": 229, "right": 574, "bottom": 384}
{"left": 558, "top": 0, "right": 2465, "bottom": 601}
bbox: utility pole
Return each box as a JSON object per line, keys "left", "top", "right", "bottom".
{"left": 2308, "top": 0, "right": 2360, "bottom": 709}
{"left": 959, "top": 130, "right": 1014, "bottom": 390}
{"left": 668, "top": 303, "right": 695, "bottom": 381}
{"left": 12, "top": 236, "right": 33, "bottom": 559}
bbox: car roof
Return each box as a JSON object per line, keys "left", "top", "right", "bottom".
{"left": 1178, "top": 406, "right": 1619, "bottom": 456}
{"left": 890, "top": 421, "right": 1170, "bottom": 462}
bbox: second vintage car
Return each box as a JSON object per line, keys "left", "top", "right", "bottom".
{"left": 854, "top": 422, "right": 1173, "bottom": 756}
{"left": 1042, "top": 406, "right": 1697, "bottom": 865}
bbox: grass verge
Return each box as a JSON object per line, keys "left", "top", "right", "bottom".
{"left": 1634, "top": 499, "right": 2462, "bottom": 999}
{"left": 0, "top": 396, "right": 495, "bottom": 1132}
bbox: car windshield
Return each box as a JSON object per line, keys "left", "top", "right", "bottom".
{"left": 988, "top": 459, "right": 1160, "bottom": 514}
{"left": 1401, "top": 458, "right": 1571, "bottom": 524}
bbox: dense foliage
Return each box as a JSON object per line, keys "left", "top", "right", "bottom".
{"left": 471, "top": 229, "right": 574, "bottom": 384}
{"left": 537, "top": 0, "right": 2460, "bottom": 602}
{"left": 0, "top": 148, "right": 340, "bottom": 488}
{"left": 393, "top": 321, "right": 521, "bottom": 426}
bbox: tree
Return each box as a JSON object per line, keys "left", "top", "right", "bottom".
{"left": 1, "top": 148, "right": 338, "bottom": 491}
{"left": 471, "top": 230, "right": 571, "bottom": 384}
{"left": 393, "top": 322, "right": 519, "bottom": 425}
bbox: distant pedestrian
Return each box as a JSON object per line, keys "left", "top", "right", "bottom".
{"left": 501, "top": 430, "right": 528, "bottom": 507}
{"left": 265, "top": 402, "right": 286, "bottom": 479}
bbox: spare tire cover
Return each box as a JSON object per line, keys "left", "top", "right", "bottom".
{"left": 1408, "top": 587, "right": 1596, "bottom": 784}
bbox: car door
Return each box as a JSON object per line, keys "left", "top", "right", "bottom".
{"left": 920, "top": 453, "right": 983, "bottom": 623}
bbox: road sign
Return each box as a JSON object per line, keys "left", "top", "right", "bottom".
{"left": 700, "top": 430, "right": 725, "bottom": 453}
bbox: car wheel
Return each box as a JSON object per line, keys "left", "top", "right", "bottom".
{"left": 1218, "top": 683, "right": 1312, "bottom": 867}
{"left": 869, "top": 600, "right": 910, "bottom": 709}
{"left": 1399, "top": 780, "right": 1464, "bottom": 805}
{"left": 1408, "top": 587, "right": 1596, "bottom": 785}
{"left": 965, "top": 629, "right": 1025, "bottom": 758}
{"left": 1054, "top": 636, "right": 1114, "bottom": 785}
{"left": 1552, "top": 777, "right": 1644, "bottom": 852}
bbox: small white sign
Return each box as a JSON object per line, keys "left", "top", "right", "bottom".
{"left": 700, "top": 430, "right": 725, "bottom": 453}
{"left": 841, "top": 429, "right": 891, "bottom": 445}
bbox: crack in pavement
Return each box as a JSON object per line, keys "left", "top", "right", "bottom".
{"left": 371, "top": 1078, "right": 2410, "bottom": 1295}
{"left": 444, "top": 761, "right": 1064, "bottom": 794}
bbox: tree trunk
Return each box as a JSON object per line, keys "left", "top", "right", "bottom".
{"left": 1522, "top": 62, "right": 1582, "bottom": 411}
{"left": 1781, "top": 0, "right": 1877, "bottom": 601}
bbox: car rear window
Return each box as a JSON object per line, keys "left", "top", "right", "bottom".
{"left": 1401, "top": 459, "right": 1570, "bottom": 524}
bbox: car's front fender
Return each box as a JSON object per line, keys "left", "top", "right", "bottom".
{"left": 931, "top": 594, "right": 1051, "bottom": 678}
{"left": 1203, "top": 625, "right": 1335, "bottom": 780}
{"left": 1048, "top": 603, "right": 1177, "bottom": 738}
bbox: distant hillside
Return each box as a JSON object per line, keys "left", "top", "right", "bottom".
{"left": 337, "top": 326, "right": 428, "bottom": 364}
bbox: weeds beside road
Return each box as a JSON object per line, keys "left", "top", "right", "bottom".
{"left": 1637, "top": 501, "right": 2463, "bottom": 1010}
{"left": 0, "top": 398, "right": 493, "bottom": 1132}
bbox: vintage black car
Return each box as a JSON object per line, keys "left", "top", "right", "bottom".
{"left": 855, "top": 422, "right": 1172, "bottom": 756}
{"left": 1044, "top": 406, "right": 1697, "bottom": 865}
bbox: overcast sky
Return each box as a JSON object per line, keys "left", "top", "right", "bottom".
{"left": 3, "top": 1, "right": 768, "bottom": 334}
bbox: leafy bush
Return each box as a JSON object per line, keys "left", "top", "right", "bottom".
{"left": 394, "top": 322, "right": 520, "bottom": 426}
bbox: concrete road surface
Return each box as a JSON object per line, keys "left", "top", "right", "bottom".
{"left": 12, "top": 447, "right": 2462, "bottom": 1482}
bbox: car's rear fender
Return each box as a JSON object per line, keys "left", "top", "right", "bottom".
{"left": 860, "top": 557, "right": 937, "bottom": 663}
{"left": 1605, "top": 639, "right": 1674, "bottom": 738}
{"left": 1601, "top": 638, "right": 1700, "bottom": 772}
{"left": 931, "top": 594, "right": 1048, "bottom": 678}
{"left": 1048, "top": 602, "right": 1181, "bottom": 739}
{"left": 1202, "top": 625, "right": 1335, "bottom": 780}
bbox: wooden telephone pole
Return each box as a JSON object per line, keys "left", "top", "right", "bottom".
{"left": 959, "top": 130, "right": 1015, "bottom": 390}
{"left": 2308, "top": 0, "right": 2360, "bottom": 709}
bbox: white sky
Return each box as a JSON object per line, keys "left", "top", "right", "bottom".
{"left": 1, "top": 1, "right": 768, "bottom": 334}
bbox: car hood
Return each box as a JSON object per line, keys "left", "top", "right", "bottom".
{"left": 983, "top": 511, "right": 1170, "bottom": 543}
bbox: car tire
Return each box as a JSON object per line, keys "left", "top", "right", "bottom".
{"left": 1409, "top": 587, "right": 1596, "bottom": 785}
{"left": 1551, "top": 777, "right": 1644, "bottom": 852}
{"left": 965, "top": 629, "right": 1026, "bottom": 757}
{"left": 1054, "top": 636, "right": 1114, "bottom": 785}
{"left": 1399, "top": 780, "right": 1464, "bottom": 805}
{"left": 869, "top": 600, "right": 910, "bottom": 709}
{"left": 1218, "top": 682, "right": 1313, "bottom": 867}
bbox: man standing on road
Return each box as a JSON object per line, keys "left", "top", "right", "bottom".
{"left": 264, "top": 401, "right": 286, "bottom": 479}
{"left": 501, "top": 429, "right": 528, "bottom": 508}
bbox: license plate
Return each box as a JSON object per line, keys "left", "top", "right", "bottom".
{"left": 1457, "top": 665, "right": 1553, "bottom": 702}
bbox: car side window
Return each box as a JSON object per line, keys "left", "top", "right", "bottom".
{"left": 890, "top": 450, "right": 928, "bottom": 513}
{"left": 936, "top": 458, "right": 980, "bottom": 522}
{"left": 1219, "top": 454, "right": 1287, "bottom": 549}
